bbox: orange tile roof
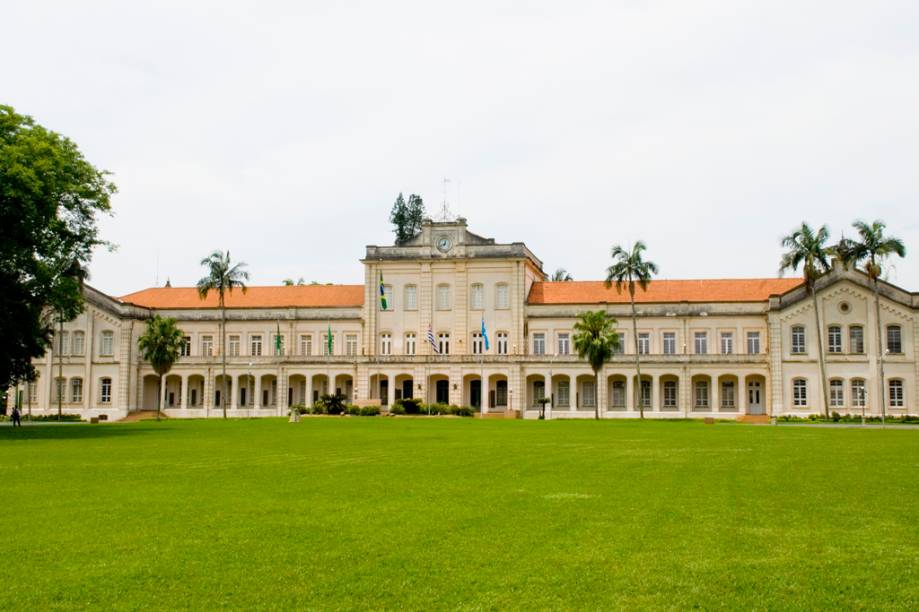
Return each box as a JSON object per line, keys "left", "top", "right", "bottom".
{"left": 119, "top": 285, "right": 365, "bottom": 309}
{"left": 528, "top": 278, "right": 803, "bottom": 305}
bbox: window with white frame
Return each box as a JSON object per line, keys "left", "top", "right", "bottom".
{"left": 496, "top": 332, "right": 508, "bottom": 355}
{"left": 57, "top": 331, "right": 69, "bottom": 355}
{"left": 470, "top": 283, "right": 484, "bottom": 310}
{"left": 828, "top": 326, "right": 842, "bottom": 354}
{"left": 663, "top": 332, "right": 676, "bottom": 355}
{"left": 792, "top": 379, "right": 807, "bottom": 407}
{"left": 495, "top": 283, "right": 509, "bottom": 309}
{"left": 887, "top": 325, "right": 902, "bottom": 354}
{"left": 663, "top": 381, "right": 677, "bottom": 409}
{"left": 438, "top": 332, "right": 450, "bottom": 355}
{"left": 533, "top": 333, "right": 545, "bottom": 355}
{"left": 830, "top": 379, "right": 844, "bottom": 407}
{"left": 300, "top": 334, "right": 312, "bottom": 356}
{"left": 54, "top": 377, "right": 65, "bottom": 402}
{"left": 889, "top": 380, "right": 904, "bottom": 407}
{"left": 640, "top": 380, "right": 651, "bottom": 408}
{"left": 694, "top": 380, "right": 709, "bottom": 409}
{"left": 380, "top": 333, "right": 392, "bottom": 355}
{"left": 581, "top": 380, "right": 596, "bottom": 407}
{"left": 72, "top": 331, "right": 85, "bottom": 356}
{"left": 849, "top": 326, "right": 864, "bottom": 354}
{"left": 436, "top": 284, "right": 451, "bottom": 310}
{"left": 851, "top": 380, "right": 866, "bottom": 407}
{"left": 100, "top": 330, "right": 114, "bottom": 357}
{"left": 791, "top": 326, "right": 806, "bottom": 354}
{"left": 611, "top": 381, "right": 626, "bottom": 408}
{"left": 180, "top": 336, "right": 191, "bottom": 357}
{"left": 346, "top": 334, "right": 358, "bottom": 356}
{"left": 557, "top": 380, "right": 570, "bottom": 407}
{"left": 28, "top": 382, "right": 37, "bottom": 404}
{"left": 638, "top": 333, "right": 650, "bottom": 355}
{"left": 71, "top": 378, "right": 83, "bottom": 403}
{"left": 694, "top": 332, "right": 708, "bottom": 355}
{"left": 557, "top": 333, "right": 570, "bottom": 356}
{"left": 228, "top": 335, "right": 240, "bottom": 356}
{"left": 720, "top": 381, "right": 736, "bottom": 409}
{"left": 720, "top": 332, "right": 733, "bottom": 355}
{"left": 613, "top": 332, "right": 625, "bottom": 355}
{"left": 404, "top": 285, "right": 417, "bottom": 311}
{"left": 746, "top": 331, "right": 761, "bottom": 355}
{"left": 380, "top": 285, "right": 393, "bottom": 311}
{"left": 100, "top": 378, "right": 112, "bottom": 403}
{"left": 472, "top": 332, "right": 484, "bottom": 355}
{"left": 250, "top": 335, "right": 263, "bottom": 356}
{"left": 201, "top": 335, "right": 214, "bottom": 356}
{"left": 405, "top": 332, "right": 416, "bottom": 356}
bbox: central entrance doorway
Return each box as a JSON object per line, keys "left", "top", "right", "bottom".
{"left": 747, "top": 380, "right": 763, "bottom": 414}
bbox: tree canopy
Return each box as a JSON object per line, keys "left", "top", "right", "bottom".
{"left": 389, "top": 192, "right": 425, "bottom": 243}
{"left": 0, "top": 105, "right": 116, "bottom": 389}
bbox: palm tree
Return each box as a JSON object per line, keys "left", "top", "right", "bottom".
{"left": 849, "top": 220, "right": 906, "bottom": 423}
{"left": 137, "top": 315, "right": 185, "bottom": 421}
{"left": 197, "top": 251, "right": 249, "bottom": 418}
{"left": 572, "top": 310, "right": 620, "bottom": 419}
{"left": 605, "top": 242, "right": 658, "bottom": 419}
{"left": 282, "top": 277, "right": 306, "bottom": 286}
{"left": 780, "top": 223, "right": 832, "bottom": 417}
{"left": 551, "top": 268, "right": 573, "bottom": 282}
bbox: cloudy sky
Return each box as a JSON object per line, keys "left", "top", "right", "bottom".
{"left": 5, "top": 1, "right": 918, "bottom": 295}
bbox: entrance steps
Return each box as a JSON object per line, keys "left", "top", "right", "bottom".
{"left": 119, "top": 410, "right": 164, "bottom": 423}
{"left": 737, "top": 414, "right": 770, "bottom": 424}
{"left": 478, "top": 410, "right": 520, "bottom": 420}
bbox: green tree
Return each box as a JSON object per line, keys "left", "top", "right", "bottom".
{"left": 137, "top": 315, "right": 185, "bottom": 421}
{"left": 282, "top": 277, "right": 305, "bottom": 286}
{"left": 605, "top": 242, "right": 658, "bottom": 419}
{"left": 551, "top": 268, "right": 573, "bottom": 281}
{"left": 197, "top": 251, "right": 249, "bottom": 418}
{"left": 572, "top": 310, "right": 620, "bottom": 420}
{"left": 780, "top": 223, "right": 832, "bottom": 417}
{"left": 389, "top": 193, "right": 409, "bottom": 243}
{"left": 405, "top": 194, "right": 425, "bottom": 238}
{"left": 849, "top": 220, "right": 907, "bottom": 422}
{"left": 0, "top": 105, "right": 115, "bottom": 390}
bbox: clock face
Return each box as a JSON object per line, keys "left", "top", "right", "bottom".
{"left": 436, "top": 236, "right": 452, "bottom": 252}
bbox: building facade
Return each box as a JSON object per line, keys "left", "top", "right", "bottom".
{"left": 7, "top": 219, "right": 917, "bottom": 420}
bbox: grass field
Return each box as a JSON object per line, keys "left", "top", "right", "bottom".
{"left": 1, "top": 418, "right": 917, "bottom": 610}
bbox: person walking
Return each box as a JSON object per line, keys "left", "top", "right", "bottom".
{"left": 10, "top": 405, "right": 22, "bottom": 427}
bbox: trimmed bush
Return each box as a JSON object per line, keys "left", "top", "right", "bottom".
{"left": 401, "top": 398, "right": 423, "bottom": 415}
{"left": 389, "top": 403, "right": 405, "bottom": 415}
{"left": 360, "top": 405, "right": 381, "bottom": 416}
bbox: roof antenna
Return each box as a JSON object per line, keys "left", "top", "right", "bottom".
{"left": 440, "top": 177, "right": 453, "bottom": 222}
{"left": 165, "top": 277, "right": 172, "bottom": 288}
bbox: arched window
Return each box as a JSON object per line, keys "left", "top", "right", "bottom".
{"left": 888, "top": 379, "right": 904, "bottom": 407}
{"left": 851, "top": 379, "right": 866, "bottom": 408}
{"left": 496, "top": 332, "right": 508, "bottom": 355}
{"left": 404, "top": 332, "right": 416, "bottom": 356}
{"left": 379, "top": 333, "right": 392, "bottom": 355}
{"left": 791, "top": 326, "right": 806, "bottom": 354}
{"left": 827, "top": 326, "right": 842, "bottom": 353}
{"left": 792, "top": 379, "right": 808, "bottom": 407}
{"left": 100, "top": 377, "right": 112, "bottom": 403}
{"left": 100, "top": 330, "right": 115, "bottom": 356}
{"left": 848, "top": 326, "right": 864, "bottom": 354}
{"left": 886, "top": 325, "right": 902, "bottom": 354}
{"left": 70, "top": 378, "right": 83, "bottom": 403}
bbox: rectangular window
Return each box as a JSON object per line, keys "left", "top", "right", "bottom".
{"left": 201, "top": 335, "right": 214, "bottom": 356}
{"left": 100, "top": 331, "right": 114, "bottom": 357}
{"left": 793, "top": 379, "right": 807, "bottom": 407}
{"left": 180, "top": 336, "right": 191, "bottom": 357}
{"left": 557, "top": 381, "right": 570, "bottom": 407}
{"left": 472, "top": 332, "right": 484, "bottom": 355}
{"left": 747, "top": 331, "right": 761, "bottom": 355}
{"left": 533, "top": 333, "right": 545, "bottom": 355}
{"left": 663, "top": 381, "right": 677, "bottom": 409}
{"left": 694, "top": 332, "right": 708, "bottom": 355}
{"left": 470, "top": 284, "right": 484, "bottom": 310}
{"left": 694, "top": 381, "right": 709, "bottom": 409}
{"left": 437, "top": 285, "right": 451, "bottom": 310}
{"left": 663, "top": 332, "right": 676, "bottom": 355}
{"left": 250, "top": 335, "right": 263, "bottom": 357}
{"left": 380, "top": 285, "right": 393, "bottom": 311}
{"left": 720, "top": 332, "right": 733, "bottom": 355}
{"left": 557, "top": 333, "right": 570, "bottom": 356}
{"left": 851, "top": 380, "right": 866, "bottom": 407}
{"left": 100, "top": 378, "right": 112, "bottom": 403}
{"left": 613, "top": 332, "right": 625, "bottom": 355}
{"left": 322, "top": 334, "right": 334, "bottom": 356}
{"left": 300, "top": 334, "right": 312, "bottom": 356}
{"left": 57, "top": 331, "right": 69, "bottom": 355}
{"left": 830, "top": 380, "right": 844, "bottom": 407}
{"left": 887, "top": 326, "right": 902, "bottom": 354}
{"left": 346, "top": 334, "right": 358, "bottom": 356}
{"left": 611, "top": 381, "right": 626, "bottom": 408}
{"left": 72, "top": 332, "right": 85, "bottom": 356}
{"left": 720, "top": 381, "right": 736, "bottom": 409}
{"left": 495, "top": 284, "right": 509, "bottom": 309}
{"left": 405, "top": 333, "right": 416, "bottom": 356}
{"left": 791, "top": 326, "right": 806, "bottom": 354}
{"left": 28, "top": 382, "right": 38, "bottom": 404}
{"left": 54, "top": 378, "right": 65, "bottom": 402}
{"left": 889, "top": 380, "right": 904, "bottom": 407}
{"left": 496, "top": 332, "right": 508, "bottom": 355}
{"left": 849, "top": 326, "right": 864, "bottom": 354}
{"left": 380, "top": 333, "right": 392, "bottom": 355}
{"left": 581, "top": 381, "right": 596, "bottom": 407}
{"left": 828, "top": 326, "right": 842, "bottom": 354}
{"left": 71, "top": 378, "right": 83, "bottom": 403}
{"left": 404, "top": 285, "right": 417, "bottom": 310}
{"left": 438, "top": 333, "right": 450, "bottom": 355}
{"left": 228, "top": 335, "right": 240, "bottom": 357}
{"left": 638, "top": 333, "right": 650, "bottom": 355}
{"left": 640, "top": 380, "right": 651, "bottom": 408}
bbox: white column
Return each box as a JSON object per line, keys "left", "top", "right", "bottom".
{"left": 180, "top": 376, "right": 189, "bottom": 411}
{"left": 254, "top": 375, "right": 262, "bottom": 411}
{"left": 387, "top": 375, "right": 397, "bottom": 407}
{"left": 230, "top": 376, "right": 239, "bottom": 411}
{"left": 711, "top": 376, "right": 720, "bottom": 413}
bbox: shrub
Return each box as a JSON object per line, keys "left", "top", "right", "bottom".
{"left": 317, "top": 393, "right": 347, "bottom": 415}
{"left": 450, "top": 405, "right": 474, "bottom": 417}
{"left": 401, "top": 398, "right": 423, "bottom": 415}
{"left": 345, "top": 405, "right": 361, "bottom": 416}
{"left": 20, "top": 413, "right": 83, "bottom": 422}
{"left": 359, "top": 405, "right": 380, "bottom": 416}
{"left": 310, "top": 402, "right": 327, "bottom": 415}
{"left": 831, "top": 411, "right": 841, "bottom": 422}
{"left": 389, "top": 403, "right": 405, "bottom": 415}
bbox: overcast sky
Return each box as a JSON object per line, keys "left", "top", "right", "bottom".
{"left": 5, "top": 1, "right": 918, "bottom": 295}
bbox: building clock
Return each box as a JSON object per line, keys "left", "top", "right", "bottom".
{"left": 435, "top": 235, "right": 452, "bottom": 253}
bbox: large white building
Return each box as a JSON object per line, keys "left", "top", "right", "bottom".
{"left": 8, "top": 218, "right": 917, "bottom": 420}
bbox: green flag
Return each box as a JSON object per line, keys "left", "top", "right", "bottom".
{"left": 275, "top": 321, "right": 282, "bottom": 355}
{"left": 327, "top": 324, "right": 333, "bottom": 355}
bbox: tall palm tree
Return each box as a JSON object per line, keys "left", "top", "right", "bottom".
{"left": 197, "top": 251, "right": 249, "bottom": 418}
{"left": 137, "top": 315, "right": 185, "bottom": 421}
{"left": 849, "top": 220, "right": 906, "bottom": 422}
{"left": 572, "top": 310, "right": 620, "bottom": 420}
{"left": 551, "top": 268, "right": 573, "bottom": 282}
{"left": 605, "top": 242, "right": 658, "bottom": 419}
{"left": 780, "top": 223, "right": 832, "bottom": 417}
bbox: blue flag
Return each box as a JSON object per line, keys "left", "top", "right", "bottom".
{"left": 481, "top": 317, "right": 490, "bottom": 351}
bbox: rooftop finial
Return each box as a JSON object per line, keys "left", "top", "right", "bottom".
{"left": 439, "top": 177, "right": 454, "bottom": 222}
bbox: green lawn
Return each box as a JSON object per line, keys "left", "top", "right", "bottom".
{"left": 1, "top": 418, "right": 917, "bottom": 610}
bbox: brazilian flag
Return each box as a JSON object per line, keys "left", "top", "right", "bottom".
{"left": 379, "top": 272, "right": 388, "bottom": 310}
